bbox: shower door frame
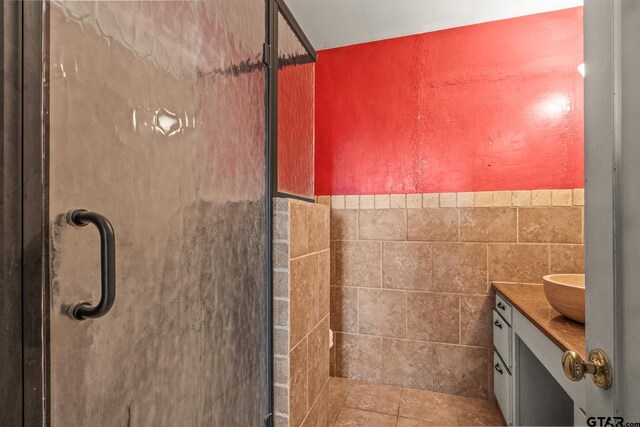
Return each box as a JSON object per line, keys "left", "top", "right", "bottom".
{"left": 6, "top": 1, "right": 277, "bottom": 425}
{"left": 268, "top": 0, "right": 317, "bottom": 203}
{"left": 11, "top": 1, "right": 51, "bottom": 426}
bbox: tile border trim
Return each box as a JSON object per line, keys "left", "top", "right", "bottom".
{"left": 317, "top": 189, "right": 584, "bottom": 209}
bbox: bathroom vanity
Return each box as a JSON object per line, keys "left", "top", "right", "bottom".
{"left": 492, "top": 283, "right": 587, "bottom": 426}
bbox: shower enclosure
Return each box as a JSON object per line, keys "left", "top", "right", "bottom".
{"left": 45, "top": 1, "right": 269, "bottom": 425}
{"left": 1, "top": 0, "right": 283, "bottom": 425}
{"left": 2, "top": 0, "right": 315, "bottom": 424}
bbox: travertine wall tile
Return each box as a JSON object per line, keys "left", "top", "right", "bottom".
{"left": 407, "top": 208, "right": 458, "bottom": 242}
{"left": 308, "top": 318, "right": 330, "bottom": 407}
{"left": 460, "top": 295, "right": 493, "bottom": 347}
{"left": 290, "top": 339, "right": 309, "bottom": 427}
{"left": 359, "top": 209, "right": 407, "bottom": 240}
{"left": 275, "top": 385, "right": 289, "bottom": 414}
{"left": 318, "top": 251, "right": 331, "bottom": 318}
{"left": 331, "top": 195, "right": 345, "bottom": 209}
{"left": 511, "top": 190, "right": 531, "bottom": 207}
{"left": 552, "top": 189, "right": 573, "bottom": 206}
{"left": 407, "top": 292, "right": 459, "bottom": 343}
{"left": 422, "top": 193, "right": 439, "bottom": 208}
{"left": 335, "top": 241, "right": 382, "bottom": 288}
{"left": 274, "top": 328, "right": 289, "bottom": 356}
{"left": 308, "top": 204, "right": 330, "bottom": 252}
{"left": 456, "top": 192, "right": 474, "bottom": 207}
{"left": 345, "top": 195, "right": 360, "bottom": 209}
{"left": 382, "top": 338, "right": 434, "bottom": 390}
{"left": 358, "top": 288, "right": 407, "bottom": 338}
{"left": 275, "top": 356, "right": 289, "bottom": 385}
{"left": 439, "top": 193, "right": 456, "bottom": 207}
{"left": 274, "top": 242, "right": 289, "bottom": 269}
{"left": 327, "top": 191, "right": 584, "bottom": 403}
{"left": 330, "top": 210, "right": 358, "bottom": 241}
{"left": 335, "top": 333, "right": 383, "bottom": 382}
{"left": 359, "top": 195, "right": 375, "bottom": 209}
{"left": 432, "top": 344, "right": 488, "bottom": 399}
{"left": 550, "top": 244, "right": 585, "bottom": 274}
{"left": 382, "top": 242, "right": 433, "bottom": 291}
{"left": 518, "top": 207, "right": 582, "bottom": 243}
{"left": 432, "top": 243, "right": 487, "bottom": 294}
{"left": 274, "top": 198, "right": 331, "bottom": 427}
{"left": 390, "top": 194, "right": 406, "bottom": 209}
{"left": 330, "top": 286, "right": 358, "bottom": 333}
{"left": 274, "top": 211, "right": 290, "bottom": 241}
{"left": 275, "top": 414, "right": 289, "bottom": 427}
{"left": 460, "top": 208, "right": 517, "bottom": 242}
{"left": 275, "top": 198, "right": 291, "bottom": 213}
{"left": 275, "top": 299, "right": 289, "bottom": 327}
{"left": 375, "top": 194, "right": 390, "bottom": 209}
{"left": 573, "top": 188, "right": 584, "bottom": 206}
{"left": 316, "top": 196, "right": 331, "bottom": 207}
{"left": 290, "top": 202, "right": 309, "bottom": 258}
{"left": 492, "top": 191, "right": 511, "bottom": 207}
{"left": 474, "top": 192, "right": 493, "bottom": 207}
{"left": 330, "top": 241, "right": 336, "bottom": 286}
{"left": 329, "top": 346, "right": 336, "bottom": 378}
{"left": 274, "top": 270, "right": 289, "bottom": 299}
{"left": 488, "top": 243, "right": 549, "bottom": 283}
{"left": 290, "top": 255, "right": 319, "bottom": 348}
{"left": 406, "top": 194, "right": 422, "bottom": 208}
{"left": 531, "top": 190, "right": 552, "bottom": 206}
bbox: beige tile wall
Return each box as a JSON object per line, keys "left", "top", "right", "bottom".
{"left": 273, "top": 199, "right": 331, "bottom": 427}
{"left": 317, "top": 189, "right": 584, "bottom": 400}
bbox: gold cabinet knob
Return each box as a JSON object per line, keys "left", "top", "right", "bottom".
{"left": 562, "top": 348, "right": 612, "bottom": 389}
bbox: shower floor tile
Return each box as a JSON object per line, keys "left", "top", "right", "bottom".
{"left": 329, "top": 377, "right": 505, "bottom": 427}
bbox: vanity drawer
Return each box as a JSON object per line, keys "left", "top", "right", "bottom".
{"left": 495, "top": 293, "right": 512, "bottom": 325}
{"left": 493, "top": 310, "right": 512, "bottom": 368}
{"left": 494, "top": 351, "right": 512, "bottom": 425}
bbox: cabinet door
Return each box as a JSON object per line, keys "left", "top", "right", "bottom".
{"left": 493, "top": 310, "right": 512, "bottom": 369}
{"left": 494, "top": 351, "right": 512, "bottom": 425}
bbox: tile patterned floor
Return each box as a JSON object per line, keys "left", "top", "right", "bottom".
{"left": 329, "top": 377, "right": 505, "bottom": 427}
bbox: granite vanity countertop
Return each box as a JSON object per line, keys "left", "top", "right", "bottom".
{"left": 492, "top": 282, "right": 586, "bottom": 360}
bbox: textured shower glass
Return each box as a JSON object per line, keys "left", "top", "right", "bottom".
{"left": 47, "top": 1, "right": 267, "bottom": 425}
{"left": 277, "top": 11, "right": 315, "bottom": 199}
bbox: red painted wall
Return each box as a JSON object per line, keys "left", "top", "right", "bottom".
{"left": 315, "top": 8, "right": 584, "bottom": 195}
{"left": 278, "top": 62, "right": 315, "bottom": 198}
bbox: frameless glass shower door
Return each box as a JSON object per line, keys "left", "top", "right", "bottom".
{"left": 47, "top": 1, "right": 268, "bottom": 425}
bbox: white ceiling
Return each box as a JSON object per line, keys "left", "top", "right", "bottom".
{"left": 285, "top": 0, "right": 583, "bottom": 50}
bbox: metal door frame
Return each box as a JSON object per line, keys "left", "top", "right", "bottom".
{"left": 268, "top": 0, "right": 317, "bottom": 203}
{"left": 0, "top": 1, "right": 49, "bottom": 425}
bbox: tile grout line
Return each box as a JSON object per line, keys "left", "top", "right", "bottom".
{"left": 332, "top": 237, "right": 583, "bottom": 246}
{"left": 516, "top": 207, "right": 520, "bottom": 243}
{"left": 458, "top": 297, "right": 462, "bottom": 345}
{"left": 485, "top": 243, "right": 490, "bottom": 291}
{"left": 356, "top": 287, "right": 360, "bottom": 335}
{"left": 333, "top": 330, "right": 496, "bottom": 350}
{"left": 330, "top": 285, "right": 505, "bottom": 298}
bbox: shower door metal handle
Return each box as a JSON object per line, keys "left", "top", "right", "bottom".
{"left": 66, "top": 209, "right": 116, "bottom": 320}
